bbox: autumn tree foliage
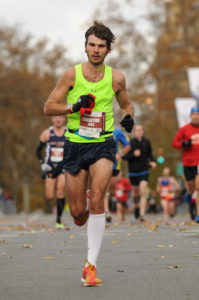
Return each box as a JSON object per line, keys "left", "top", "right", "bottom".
{"left": 0, "top": 25, "right": 71, "bottom": 211}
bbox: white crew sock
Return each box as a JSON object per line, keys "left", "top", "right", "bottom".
{"left": 87, "top": 213, "right": 105, "bottom": 267}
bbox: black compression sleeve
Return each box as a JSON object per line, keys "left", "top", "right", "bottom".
{"left": 36, "top": 141, "right": 46, "bottom": 164}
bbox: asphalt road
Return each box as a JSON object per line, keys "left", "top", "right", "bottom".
{"left": 1, "top": 209, "right": 199, "bottom": 300}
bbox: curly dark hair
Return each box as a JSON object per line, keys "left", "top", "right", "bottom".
{"left": 85, "top": 21, "right": 116, "bottom": 50}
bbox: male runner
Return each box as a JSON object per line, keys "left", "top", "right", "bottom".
{"left": 36, "top": 116, "right": 66, "bottom": 229}
{"left": 44, "top": 21, "right": 134, "bottom": 286}
{"left": 123, "top": 124, "right": 156, "bottom": 222}
{"left": 104, "top": 127, "right": 131, "bottom": 222}
{"left": 172, "top": 106, "right": 199, "bottom": 222}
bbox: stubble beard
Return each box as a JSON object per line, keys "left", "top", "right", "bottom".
{"left": 89, "top": 57, "right": 105, "bottom": 66}
{"left": 86, "top": 51, "right": 106, "bottom": 66}
{"left": 191, "top": 119, "right": 199, "bottom": 126}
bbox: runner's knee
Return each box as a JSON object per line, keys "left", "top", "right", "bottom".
{"left": 45, "top": 193, "right": 54, "bottom": 201}
{"left": 70, "top": 206, "right": 86, "bottom": 218}
{"left": 56, "top": 188, "right": 65, "bottom": 199}
{"left": 195, "top": 182, "right": 199, "bottom": 192}
{"left": 140, "top": 190, "right": 146, "bottom": 197}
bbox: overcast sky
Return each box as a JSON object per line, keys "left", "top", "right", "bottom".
{"left": 0, "top": 0, "right": 149, "bottom": 60}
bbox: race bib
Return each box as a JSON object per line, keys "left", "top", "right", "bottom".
{"left": 79, "top": 112, "right": 106, "bottom": 138}
{"left": 116, "top": 189, "right": 124, "bottom": 197}
{"left": 50, "top": 147, "right": 63, "bottom": 162}
{"left": 191, "top": 133, "right": 199, "bottom": 145}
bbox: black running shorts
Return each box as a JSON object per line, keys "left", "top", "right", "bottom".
{"left": 116, "top": 200, "right": 128, "bottom": 208}
{"left": 44, "top": 163, "right": 65, "bottom": 179}
{"left": 184, "top": 165, "right": 199, "bottom": 181}
{"left": 63, "top": 137, "right": 116, "bottom": 174}
{"left": 129, "top": 174, "right": 149, "bottom": 186}
{"left": 112, "top": 169, "right": 120, "bottom": 177}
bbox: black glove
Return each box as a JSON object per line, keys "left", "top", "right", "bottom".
{"left": 182, "top": 139, "right": 192, "bottom": 147}
{"left": 121, "top": 155, "right": 127, "bottom": 160}
{"left": 73, "top": 94, "right": 95, "bottom": 113}
{"left": 120, "top": 114, "right": 134, "bottom": 133}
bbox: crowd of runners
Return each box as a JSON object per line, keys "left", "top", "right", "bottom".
{"left": 33, "top": 21, "right": 199, "bottom": 287}
{"left": 36, "top": 110, "right": 199, "bottom": 227}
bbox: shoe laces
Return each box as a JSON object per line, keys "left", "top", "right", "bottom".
{"left": 84, "top": 259, "right": 95, "bottom": 272}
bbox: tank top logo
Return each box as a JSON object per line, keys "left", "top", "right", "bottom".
{"left": 91, "top": 88, "right": 97, "bottom": 93}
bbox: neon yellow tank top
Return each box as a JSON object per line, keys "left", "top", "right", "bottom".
{"left": 65, "top": 64, "right": 115, "bottom": 143}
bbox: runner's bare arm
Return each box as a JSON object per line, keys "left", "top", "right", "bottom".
{"left": 171, "top": 177, "right": 180, "bottom": 192}
{"left": 40, "top": 129, "right": 50, "bottom": 143}
{"left": 122, "top": 144, "right": 131, "bottom": 156}
{"left": 44, "top": 67, "right": 75, "bottom": 116}
{"left": 112, "top": 69, "right": 134, "bottom": 117}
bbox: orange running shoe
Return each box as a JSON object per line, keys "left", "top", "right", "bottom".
{"left": 81, "top": 265, "right": 87, "bottom": 282}
{"left": 82, "top": 259, "right": 103, "bottom": 287}
{"left": 74, "top": 210, "right": 89, "bottom": 226}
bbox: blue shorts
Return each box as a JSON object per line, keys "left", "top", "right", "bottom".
{"left": 63, "top": 137, "right": 116, "bottom": 175}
